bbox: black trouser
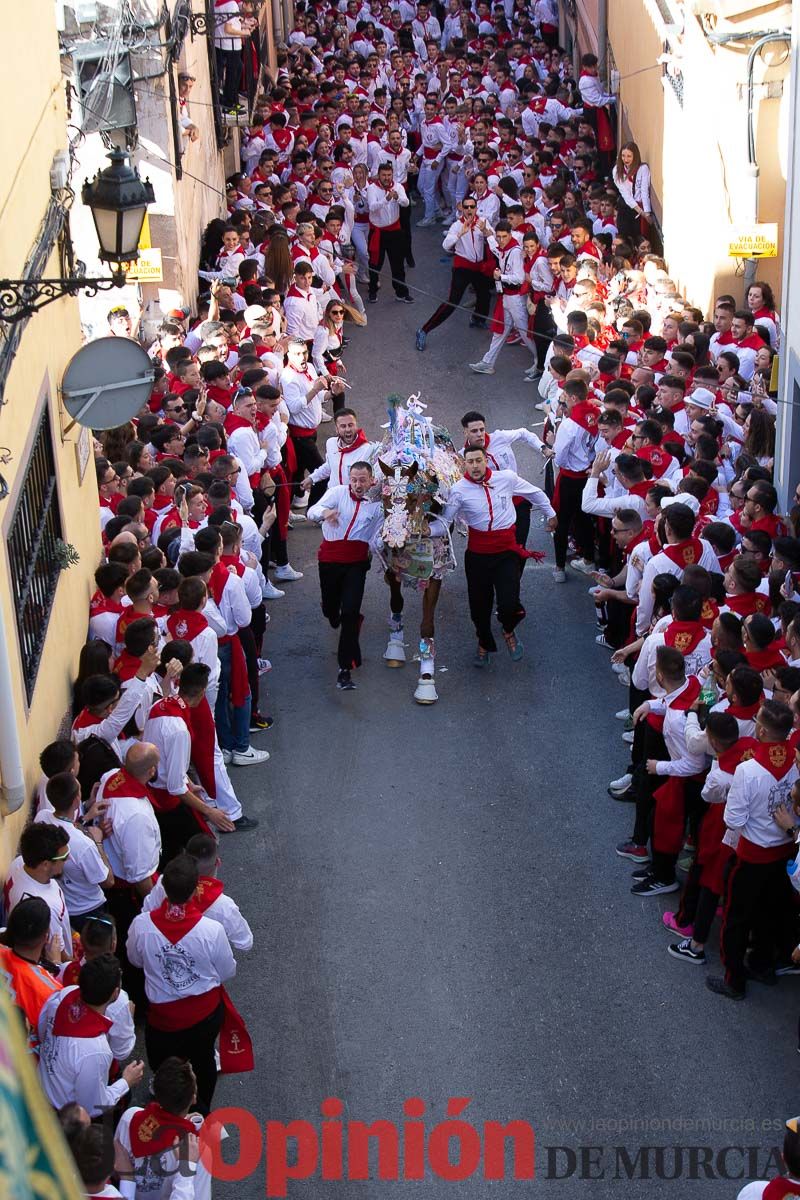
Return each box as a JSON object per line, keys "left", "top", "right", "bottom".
{"left": 238, "top": 623, "right": 262, "bottom": 714}
{"left": 156, "top": 805, "right": 204, "bottom": 868}
{"left": 532, "top": 298, "right": 557, "bottom": 369}
{"left": 676, "top": 865, "right": 723, "bottom": 945}
{"left": 553, "top": 473, "right": 595, "bottom": 568}
{"left": 145, "top": 1002, "right": 224, "bottom": 1115}
{"left": 70, "top": 902, "right": 109, "bottom": 933}
{"left": 106, "top": 886, "right": 145, "bottom": 1010}
{"left": 290, "top": 432, "right": 325, "bottom": 504}
{"left": 514, "top": 500, "right": 532, "bottom": 574}
{"left": 616, "top": 201, "right": 640, "bottom": 245}
{"left": 215, "top": 47, "right": 242, "bottom": 109}
{"left": 603, "top": 596, "right": 635, "bottom": 649}
{"left": 421, "top": 265, "right": 491, "bottom": 333}
{"left": 319, "top": 559, "right": 370, "bottom": 669}
{"left": 464, "top": 549, "right": 524, "bottom": 652}
{"left": 631, "top": 723, "right": 667, "bottom": 845}
{"left": 721, "top": 854, "right": 799, "bottom": 993}
{"left": 369, "top": 228, "right": 409, "bottom": 299}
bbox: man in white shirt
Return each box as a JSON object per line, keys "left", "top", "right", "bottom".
{"left": 303, "top": 407, "right": 381, "bottom": 492}
{"left": 469, "top": 221, "right": 538, "bottom": 375}
{"left": 416, "top": 200, "right": 492, "bottom": 348}
{"left": 281, "top": 338, "right": 345, "bottom": 505}
{"left": 213, "top": 0, "right": 254, "bottom": 112}
{"left": 144, "top": 831, "right": 253, "bottom": 952}
{"left": 366, "top": 162, "right": 412, "bottom": 303}
{"left": 307, "top": 463, "right": 385, "bottom": 691}
{"left": 283, "top": 261, "right": 325, "bottom": 343}
{"left": 4, "top": 824, "right": 73, "bottom": 962}
{"left": 34, "top": 773, "right": 113, "bottom": 930}
{"left": 38, "top": 954, "right": 144, "bottom": 1115}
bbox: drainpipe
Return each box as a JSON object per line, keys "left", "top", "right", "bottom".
{"left": 0, "top": 603, "right": 25, "bottom": 816}
{"left": 743, "top": 31, "right": 791, "bottom": 290}
{"left": 597, "top": 0, "right": 608, "bottom": 83}
{"left": 270, "top": 0, "right": 283, "bottom": 46}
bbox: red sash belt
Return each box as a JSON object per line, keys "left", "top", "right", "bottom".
{"left": 422, "top": 147, "right": 439, "bottom": 160}
{"left": 287, "top": 424, "right": 317, "bottom": 439}
{"left": 736, "top": 836, "right": 794, "bottom": 864}
{"left": 354, "top": 213, "right": 370, "bottom": 223}
{"left": 552, "top": 467, "right": 589, "bottom": 513}
{"left": 218, "top": 635, "right": 250, "bottom": 706}
{"left": 453, "top": 254, "right": 482, "bottom": 271}
{"left": 467, "top": 526, "right": 533, "bottom": 559}
{"left": 147, "top": 986, "right": 254, "bottom": 1074}
{"left": 319, "top": 538, "right": 369, "bottom": 563}
{"left": 368, "top": 221, "right": 400, "bottom": 266}
{"left": 148, "top": 786, "right": 181, "bottom": 814}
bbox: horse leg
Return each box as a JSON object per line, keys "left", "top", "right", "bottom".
{"left": 414, "top": 579, "right": 442, "bottom": 704}
{"left": 383, "top": 570, "right": 406, "bottom": 666}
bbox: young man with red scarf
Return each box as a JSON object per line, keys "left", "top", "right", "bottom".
{"left": 115, "top": 1057, "right": 205, "bottom": 1200}
{"left": 722, "top": 554, "right": 772, "bottom": 619}
{"left": 551, "top": 378, "right": 599, "bottom": 581}
{"left": 469, "top": 221, "right": 539, "bottom": 375}
{"left": 630, "top": 585, "right": 713, "bottom": 700}
{"left": 89, "top": 562, "right": 129, "bottom": 646}
{"left": 622, "top": 646, "right": 707, "bottom": 896}
{"left": 708, "top": 699, "right": 800, "bottom": 1000}
{"left": 415, "top": 201, "right": 493, "bottom": 349}
{"left": 366, "top": 162, "right": 412, "bottom": 303}
{"left": 442, "top": 446, "right": 556, "bottom": 665}
{"left": 460, "top": 410, "right": 548, "bottom": 554}
{"left": 37, "top": 954, "right": 144, "bottom": 1116}
{"left": 303, "top": 407, "right": 381, "bottom": 495}
{"left": 127, "top": 853, "right": 252, "bottom": 1114}
{"left": 143, "top": 832, "right": 253, "bottom": 951}
{"left": 142, "top": 666, "right": 238, "bottom": 862}
{"left": 280, "top": 338, "right": 345, "bottom": 511}
{"left": 742, "top": 480, "right": 787, "bottom": 541}
{"left": 167, "top": 576, "right": 221, "bottom": 709}
{"left": 307, "top": 462, "right": 385, "bottom": 691}
{"left": 635, "top": 502, "right": 722, "bottom": 636}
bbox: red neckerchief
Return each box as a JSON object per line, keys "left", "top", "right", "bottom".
{"left": 224, "top": 413, "right": 254, "bottom": 435}
{"left": 52, "top": 991, "right": 112, "bottom": 1038}
{"left": 220, "top": 554, "right": 245, "bottom": 577}
{"left": 102, "top": 767, "right": 153, "bottom": 801}
{"left": 73, "top": 708, "right": 102, "bottom": 731}
{"left": 149, "top": 897, "right": 204, "bottom": 945}
{"left": 700, "top": 597, "right": 719, "bottom": 629}
{"left": 90, "top": 590, "right": 123, "bottom": 617}
{"left": 152, "top": 493, "right": 174, "bottom": 512}
{"left": 717, "top": 737, "right": 757, "bottom": 775}
{"left": 625, "top": 520, "right": 654, "bottom": 558}
{"left": 116, "top": 607, "right": 151, "bottom": 645}
{"left": 208, "top": 561, "right": 232, "bottom": 605}
{"left": 286, "top": 284, "right": 312, "bottom": 301}
{"left": 663, "top": 620, "right": 706, "bottom": 656}
{"left": 569, "top": 402, "right": 599, "bottom": 434}
{"left": 750, "top": 513, "right": 786, "bottom": 540}
{"left": 752, "top": 740, "right": 796, "bottom": 780}
{"left": 113, "top": 649, "right": 143, "bottom": 683}
{"left": 662, "top": 537, "right": 703, "bottom": 568}
{"left": 627, "top": 479, "right": 652, "bottom": 499}
{"left": 636, "top": 445, "right": 671, "bottom": 478}
{"left": 166, "top": 610, "right": 209, "bottom": 641}
{"left": 725, "top": 591, "right": 771, "bottom": 617}
{"left": 337, "top": 430, "right": 369, "bottom": 482}
{"left": 128, "top": 1102, "right": 196, "bottom": 1159}
{"left": 666, "top": 675, "right": 703, "bottom": 711}
{"left": 744, "top": 646, "right": 786, "bottom": 672}
{"left": 464, "top": 468, "right": 493, "bottom": 484}
{"left": 194, "top": 875, "right": 225, "bottom": 912}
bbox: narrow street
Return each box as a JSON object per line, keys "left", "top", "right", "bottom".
{"left": 216, "top": 224, "right": 799, "bottom": 1197}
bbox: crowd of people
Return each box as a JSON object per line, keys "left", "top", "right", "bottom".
{"left": 4, "top": 0, "right": 800, "bottom": 1194}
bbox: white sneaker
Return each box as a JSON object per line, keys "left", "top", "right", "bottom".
{"left": 571, "top": 557, "right": 595, "bottom": 574}
{"left": 616, "top": 666, "right": 631, "bottom": 686}
{"left": 320, "top": 410, "right": 334, "bottom": 423}
{"left": 232, "top": 747, "right": 270, "bottom": 766}
{"left": 262, "top": 580, "right": 285, "bottom": 599}
{"left": 523, "top": 366, "right": 539, "bottom": 380}
{"left": 469, "top": 361, "right": 495, "bottom": 374}
{"left": 292, "top": 493, "right": 309, "bottom": 509}
{"left": 416, "top": 217, "right": 435, "bottom": 228}
{"left": 534, "top": 400, "right": 550, "bottom": 412}
{"left": 288, "top": 510, "right": 308, "bottom": 523}
{"left": 258, "top": 657, "right": 272, "bottom": 674}
{"left": 552, "top": 568, "right": 566, "bottom": 583}
{"left": 611, "top": 661, "right": 627, "bottom": 676}
{"left": 608, "top": 772, "right": 632, "bottom": 794}
{"left": 615, "top": 708, "right": 630, "bottom": 720}
{"left": 622, "top": 730, "right": 634, "bottom": 744}
{"left": 221, "top": 748, "right": 233, "bottom": 764}
{"left": 273, "top": 564, "right": 303, "bottom": 581}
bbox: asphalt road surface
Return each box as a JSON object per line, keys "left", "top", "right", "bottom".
{"left": 211, "top": 219, "right": 799, "bottom": 1198}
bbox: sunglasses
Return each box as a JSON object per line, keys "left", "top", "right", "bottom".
{"left": 50, "top": 848, "right": 71, "bottom": 862}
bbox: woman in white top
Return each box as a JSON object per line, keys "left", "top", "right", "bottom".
{"left": 612, "top": 141, "right": 652, "bottom": 246}
{"left": 312, "top": 298, "right": 347, "bottom": 382}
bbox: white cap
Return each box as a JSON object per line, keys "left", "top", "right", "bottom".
{"left": 687, "top": 387, "right": 715, "bottom": 410}
{"left": 661, "top": 493, "right": 700, "bottom": 515}
{"left": 243, "top": 304, "right": 268, "bottom": 325}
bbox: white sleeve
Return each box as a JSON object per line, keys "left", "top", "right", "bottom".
{"left": 684, "top": 712, "right": 710, "bottom": 757}
{"left": 74, "top": 1052, "right": 129, "bottom": 1115}
{"left": 723, "top": 768, "right": 751, "bottom": 830}
{"left": 307, "top": 487, "right": 341, "bottom": 520}
{"left": 219, "top": 897, "right": 254, "bottom": 951}
{"left": 509, "top": 474, "right": 556, "bottom": 517}
{"left": 87, "top": 677, "right": 148, "bottom": 744}
{"left": 211, "top": 922, "right": 237, "bottom": 983}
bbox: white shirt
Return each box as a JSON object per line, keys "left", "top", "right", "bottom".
{"left": 554, "top": 414, "right": 598, "bottom": 473}
{"left": 645, "top": 681, "right": 708, "bottom": 777}
{"left": 309, "top": 435, "right": 381, "bottom": 487}
{"left": 213, "top": 0, "right": 243, "bottom": 50}
{"left": 281, "top": 363, "right": 323, "bottom": 430}
{"left": 142, "top": 711, "right": 191, "bottom": 799}
{"left": 636, "top": 539, "right": 722, "bottom": 635}
{"left": 365, "top": 180, "right": 409, "bottom": 228}
{"left": 143, "top": 878, "right": 253, "bottom": 951}
{"left": 38, "top": 986, "right": 130, "bottom": 1115}
{"left": 4, "top": 860, "right": 72, "bottom": 954}
{"left": 284, "top": 287, "right": 325, "bottom": 342}
{"left": 478, "top": 428, "right": 544, "bottom": 472}
{"left": 442, "top": 218, "right": 486, "bottom": 263}
{"left": 72, "top": 676, "right": 149, "bottom": 760}
{"left": 127, "top": 909, "right": 236, "bottom": 1005}
{"left": 443, "top": 469, "right": 555, "bottom": 529}
{"left": 632, "top": 621, "right": 713, "bottom": 696}
{"left": 307, "top": 485, "right": 385, "bottom": 545}
{"left": 474, "top": 191, "right": 500, "bottom": 227}
{"left": 96, "top": 769, "right": 162, "bottom": 885}
{"left": 115, "top": 1107, "right": 203, "bottom": 1200}
{"left": 581, "top": 476, "right": 649, "bottom": 520}
{"left": 724, "top": 751, "right": 799, "bottom": 847}
{"left": 612, "top": 163, "right": 652, "bottom": 215}
{"left": 33, "top": 812, "right": 109, "bottom": 917}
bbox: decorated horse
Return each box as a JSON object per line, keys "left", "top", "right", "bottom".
{"left": 373, "top": 393, "right": 463, "bottom": 704}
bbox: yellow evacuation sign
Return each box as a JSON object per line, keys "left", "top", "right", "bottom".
{"left": 126, "top": 248, "right": 164, "bottom": 282}
{"left": 728, "top": 224, "right": 778, "bottom": 259}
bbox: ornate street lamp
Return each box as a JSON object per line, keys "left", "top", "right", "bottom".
{"left": 0, "top": 148, "right": 155, "bottom": 324}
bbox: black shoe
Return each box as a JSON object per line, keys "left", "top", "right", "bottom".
{"left": 744, "top": 961, "right": 778, "bottom": 986}
{"left": 630, "top": 876, "right": 679, "bottom": 897}
{"left": 609, "top": 786, "right": 637, "bottom": 803}
{"left": 706, "top": 976, "right": 745, "bottom": 1001}
{"left": 233, "top": 815, "right": 259, "bottom": 831}
{"left": 630, "top": 866, "right": 653, "bottom": 881}
{"left": 337, "top": 669, "right": 356, "bottom": 690}
{"left": 368, "top": 294, "right": 378, "bottom": 304}
{"left": 249, "top": 712, "right": 274, "bottom": 732}
{"left": 406, "top": 257, "right": 416, "bottom": 268}
{"left": 469, "top": 317, "right": 487, "bottom": 329}
{"left": 341, "top": 335, "right": 351, "bottom": 347}
{"left": 394, "top": 294, "right": 414, "bottom": 303}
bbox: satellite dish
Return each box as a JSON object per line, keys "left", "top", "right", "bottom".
{"left": 61, "top": 336, "right": 155, "bottom": 431}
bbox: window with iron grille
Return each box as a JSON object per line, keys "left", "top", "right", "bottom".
{"left": 7, "top": 407, "right": 63, "bottom": 702}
